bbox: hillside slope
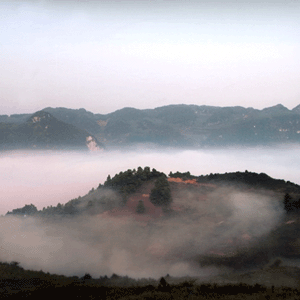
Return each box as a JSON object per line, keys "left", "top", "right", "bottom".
{"left": 0, "top": 111, "right": 104, "bottom": 151}
{"left": 6, "top": 168, "right": 300, "bottom": 276}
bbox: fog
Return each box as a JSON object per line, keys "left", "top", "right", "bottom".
{"left": 0, "top": 184, "right": 283, "bottom": 279}
{"left": 0, "top": 146, "right": 298, "bottom": 278}
{"left": 1, "top": 146, "right": 299, "bottom": 215}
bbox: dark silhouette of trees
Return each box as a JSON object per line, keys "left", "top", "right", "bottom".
{"left": 158, "top": 277, "right": 170, "bottom": 292}
{"left": 197, "top": 171, "right": 300, "bottom": 193}
{"left": 136, "top": 200, "right": 146, "bottom": 214}
{"left": 6, "top": 204, "right": 37, "bottom": 216}
{"left": 283, "top": 193, "right": 300, "bottom": 213}
{"left": 150, "top": 176, "right": 172, "bottom": 207}
{"left": 63, "top": 201, "right": 78, "bottom": 215}
{"left": 284, "top": 193, "right": 293, "bottom": 213}
{"left": 0, "top": 259, "right": 299, "bottom": 300}
{"left": 102, "top": 167, "right": 165, "bottom": 201}
{"left": 168, "top": 171, "right": 196, "bottom": 180}
{"left": 9, "top": 261, "right": 20, "bottom": 267}
{"left": 82, "top": 273, "right": 92, "bottom": 280}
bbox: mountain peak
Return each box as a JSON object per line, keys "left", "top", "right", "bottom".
{"left": 262, "top": 104, "right": 289, "bottom": 112}
{"left": 27, "top": 111, "right": 55, "bottom": 124}
{"left": 292, "top": 104, "right": 300, "bottom": 113}
{"left": 22, "top": 110, "right": 104, "bottom": 151}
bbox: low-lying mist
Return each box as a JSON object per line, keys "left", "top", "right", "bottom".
{"left": 0, "top": 184, "right": 284, "bottom": 279}
{"left": 0, "top": 146, "right": 299, "bottom": 279}
{"left": 1, "top": 145, "right": 299, "bottom": 215}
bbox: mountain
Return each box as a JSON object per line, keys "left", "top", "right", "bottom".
{"left": 1, "top": 103, "right": 300, "bottom": 149}
{"left": 0, "top": 113, "right": 31, "bottom": 124}
{"left": 42, "top": 104, "right": 300, "bottom": 148}
{"left": 0, "top": 111, "right": 104, "bottom": 151}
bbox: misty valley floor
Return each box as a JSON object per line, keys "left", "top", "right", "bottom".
{"left": 1, "top": 277, "right": 300, "bottom": 299}
{"left": 1, "top": 261, "right": 300, "bottom": 299}
{"left": 2, "top": 153, "right": 300, "bottom": 298}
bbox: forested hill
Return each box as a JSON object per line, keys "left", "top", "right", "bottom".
{"left": 1, "top": 103, "right": 300, "bottom": 148}
{"left": 169, "top": 170, "right": 300, "bottom": 193}
{"left": 6, "top": 168, "right": 300, "bottom": 218}
{"left": 5, "top": 168, "right": 300, "bottom": 281}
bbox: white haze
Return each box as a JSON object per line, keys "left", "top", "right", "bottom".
{"left": 0, "top": 186, "right": 283, "bottom": 279}
{"left": 1, "top": 146, "right": 299, "bottom": 215}
{"left": 0, "top": 146, "right": 298, "bottom": 278}
{"left": 1, "top": 0, "right": 300, "bottom": 114}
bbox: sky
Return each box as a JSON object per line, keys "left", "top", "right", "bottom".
{"left": 0, "top": 0, "right": 299, "bottom": 115}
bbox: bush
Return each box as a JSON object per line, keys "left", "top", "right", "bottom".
{"left": 82, "top": 273, "right": 92, "bottom": 280}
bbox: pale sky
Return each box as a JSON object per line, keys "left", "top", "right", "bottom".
{"left": 1, "top": 0, "right": 299, "bottom": 115}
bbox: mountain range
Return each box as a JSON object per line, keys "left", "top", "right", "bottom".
{"left": 1, "top": 103, "right": 300, "bottom": 150}
{"left": 0, "top": 110, "right": 103, "bottom": 151}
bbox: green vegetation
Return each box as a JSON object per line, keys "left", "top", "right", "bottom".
{"left": 6, "top": 204, "right": 37, "bottom": 216}
{"left": 4, "top": 167, "right": 300, "bottom": 298}
{"left": 0, "top": 110, "right": 103, "bottom": 151}
{"left": 3, "top": 103, "right": 300, "bottom": 149}
{"left": 6, "top": 169, "right": 300, "bottom": 218}
{"left": 283, "top": 193, "right": 300, "bottom": 213}
{"left": 136, "top": 200, "right": 146, "bottom": 214}
{"left": 4, "top": 166, "right": 167, "bottom": 217}
{"left": 6, "top": 198, "right": 81, "bottom": 217}
{"left": 0, "top": 262, "right": 300, "bottom": 299}
{"left": 149, "top": 175, "right": 172, "bottom": 207}
{"left": 168, "top": 171, "right": 197, "bottom": 180}
{"left": 103, "top": 167, "right": 164, "bottom": 201}
{"left": 197, "top": 170, "right": 300, "bottom": 194}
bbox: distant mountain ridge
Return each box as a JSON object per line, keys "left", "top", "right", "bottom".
{"left": 1, "top": 103, "right": 300, "bottom": 149}
{"left": 0, "top": 110, "right": 103, "bottom": 151}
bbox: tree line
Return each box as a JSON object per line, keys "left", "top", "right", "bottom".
{"left": 6, "top": 169, "right": 300, "bottom": 218}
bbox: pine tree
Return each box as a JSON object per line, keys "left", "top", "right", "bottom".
{"left": 150, "top": 176, "right": 172, "bottom": 207}
{"left": 284, "top": 193, "right": 293, "bottom": 213}
{"left": 136, "top": 200, "right": 146, "bottom": 214}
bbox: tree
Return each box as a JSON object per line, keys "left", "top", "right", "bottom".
{"left": 6, "top": 204, "right": 37, "bottom": 216}
{"left": 104, "top": 174, "right": 112, "bottom": 186}
{"left": 82, "top": 273, "right": 92, "bottom": 280}
{"left": 136, "top": 200, "right": 146, "bottom": 214}
{"left": 63, "top": 202, "right": 77, "bottom": 215}
{"left": 284, "top": 193, "right": 293, "bottom": 213}
{"left": 150, "top": 176, "right": 172, "bottom": 207}
{"left": 158, "top": 277, "right": 170, "bottom": 292}
{"left": 9, "top": 261, "right": 20, "bottom": 267}
{"left": 294, "top": 198, "right": 300, "bottom": 212}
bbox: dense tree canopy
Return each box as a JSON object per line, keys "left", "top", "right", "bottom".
{"left": 136, "top": 200, "right": 146, "bottom": 214}
{"left": 149, "top": 176, "right": 172, "bottom": 207}
{"left": 283, "top": 193, "right": 300, "bottom": 213}
{"left": 168, "top": 171, "right": 196, "bottom": 180}
{"left": 102, "top": 167, "right": 164, "bottom": 199}
{"left": 6, "top": 204, "right": 37, "bottom": 216}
